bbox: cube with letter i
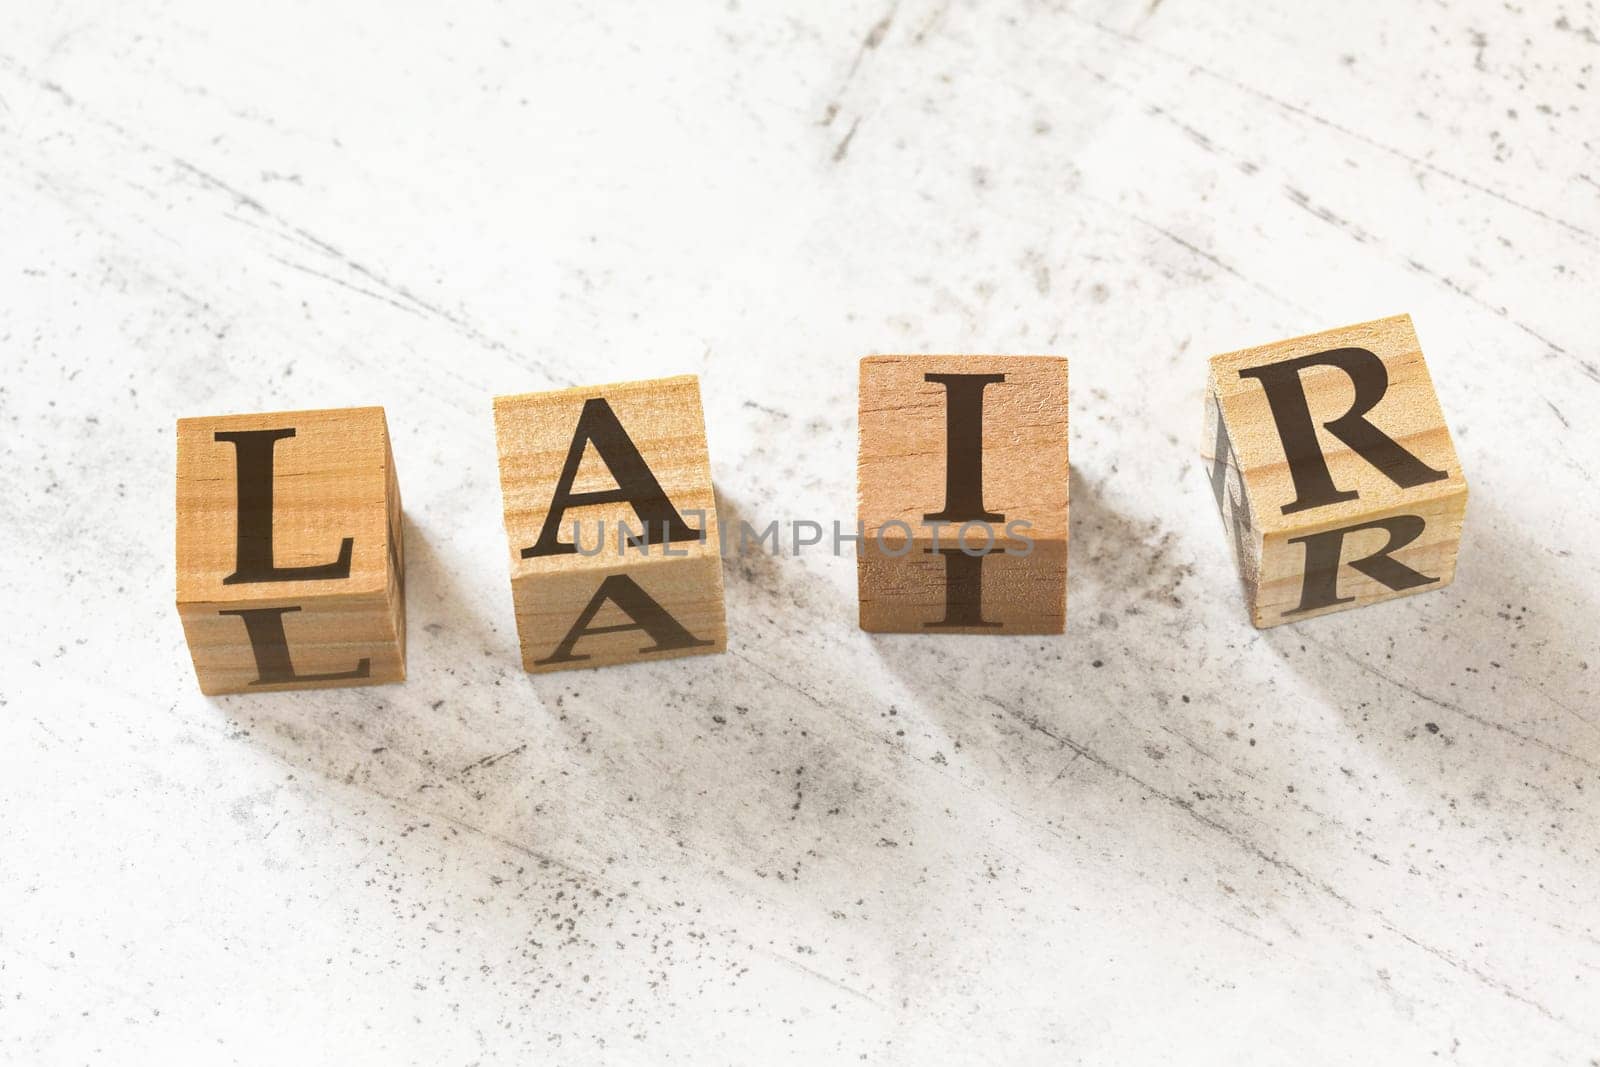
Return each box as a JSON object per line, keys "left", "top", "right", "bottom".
{"left": 857, "top": 355, "right": 1070, "bottom": 633}
{"left": 493, "top": 375, "right": 727, "bottom": 672}
{"left": 1203, "top": 314, "right": 1469, "bottom": 627}
{"left": 176, "top": 406, "right": 406, "bottom": 694}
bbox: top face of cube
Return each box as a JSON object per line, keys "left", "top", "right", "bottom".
{"left": 1207, "top": 314, "right": 1466, "bottom": 534}
{"left": 858, "top": 355, "right": 1069, "bottom": 544}
{"left": 493, "top": 375, "right": 720, "bottom": 579}
{"left": 175, "top": 406, "right": 396, "bottom": 606}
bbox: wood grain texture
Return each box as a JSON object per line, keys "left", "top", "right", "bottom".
{"left": 175, "top": 406, "right": 405, "bottom": 693}
{"left": 493, "top": 375, "right": 726, "bottom": 672}
{"left": 858, "top": 355, "right": 1068, "bottom": 633}
{"left": 1203, "top": 315, "right": 1468, "bottom": 626}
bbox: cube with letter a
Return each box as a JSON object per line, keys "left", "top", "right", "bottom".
{"left": 858, "top": 355, "right": 1069, "bottom": 633}
{"left": 176, "top": 406, "right": 406, "bottom": 694}
{"left": 494, "top": 375, "right": 727, "bottom": 673}
{"left": 1203, "top": 314, "right": 1468, "bottom": 627}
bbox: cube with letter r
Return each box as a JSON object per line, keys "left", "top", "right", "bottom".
{"left": 1202, "top": 314, "right": 1468, "bottom": 627}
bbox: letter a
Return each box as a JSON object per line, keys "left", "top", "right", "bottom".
{"left": 523, "top": 399, "right": 701, "bottom": 558}
{"left": 535, "top": 574, "right": 713, "bottom": 665}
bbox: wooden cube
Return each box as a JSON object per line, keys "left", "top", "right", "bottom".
{"left": 858, "top": 355, "right": 1069, "bottom": 633}
{"left": 1203, "top": 314, "right": 1468, "bottom": 627}
{"left": 176, "top": 406, "right": 406, "bottom": 694}
{"left": 494, "top": 375, "right": 726, "bottom": 673}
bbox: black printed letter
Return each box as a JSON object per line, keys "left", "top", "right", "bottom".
{"left": 923, "top": 548, "right": 1002, "bottom": 629}
{"left": 219, "top": 606, "right": 371, "bottom": 685}
{"left": 923, "top": 373, "right": 1006, "bottom": 523}
{"left": 1238, "top": 348, "right": 1447, "bottom": 515}
{"left": 215, "top": 428, "right": 354, "bottom": 584}
{"left": 1285, "top": 515, "right": 1438, "bottom": 615}
{"left": 523, "top": 399, "right": 701, "bottom": 558}
{"left": 1208, "top": 393, "right": 1254, "bottom": 554}
{"left": 535, "top": 574, "right": 713, "bottom": 665}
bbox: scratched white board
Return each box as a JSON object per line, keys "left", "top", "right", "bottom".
{"left": 0, "top": 0, "right": 1596, "bottom": 1063}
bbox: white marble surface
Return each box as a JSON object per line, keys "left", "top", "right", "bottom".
{"left": 2, "top": 0, "right": 1598, "bottom": 1063}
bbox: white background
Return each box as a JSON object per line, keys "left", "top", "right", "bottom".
{"left": 2, "top": 0, "right": 1597, "bottom": 1063}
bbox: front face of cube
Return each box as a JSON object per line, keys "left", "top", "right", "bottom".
{"left": 494, "top": 375, "right": 726, "bottom": 673}
{"left": 857, "top": 355, "right": 1069, "bottom": 634}
{"left": 175, "top": 406, "right": 405, "bottom": 694}
{"left": 1205, "top": 315, "right": 1468, "bottom": 627}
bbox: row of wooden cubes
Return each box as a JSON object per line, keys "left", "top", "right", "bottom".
{"left": 176, "top": 314, "right": 1468, "bottom": 693}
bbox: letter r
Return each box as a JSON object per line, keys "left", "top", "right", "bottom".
{"left": 1238, "top": 347, "right": 1448, "bottom": 515}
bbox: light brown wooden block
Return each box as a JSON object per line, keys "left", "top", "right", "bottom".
{"left": 1202, "top": 314, "right": 1468, "bottom": 627}
{"left": 858, "top": 355, "right": 1069, "bottom": 634}
{"left": 176, "top": 406, "right": 406, "bottom": 694}
{"left": 494, "top": 375, "right": 726, "bottom": 673}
